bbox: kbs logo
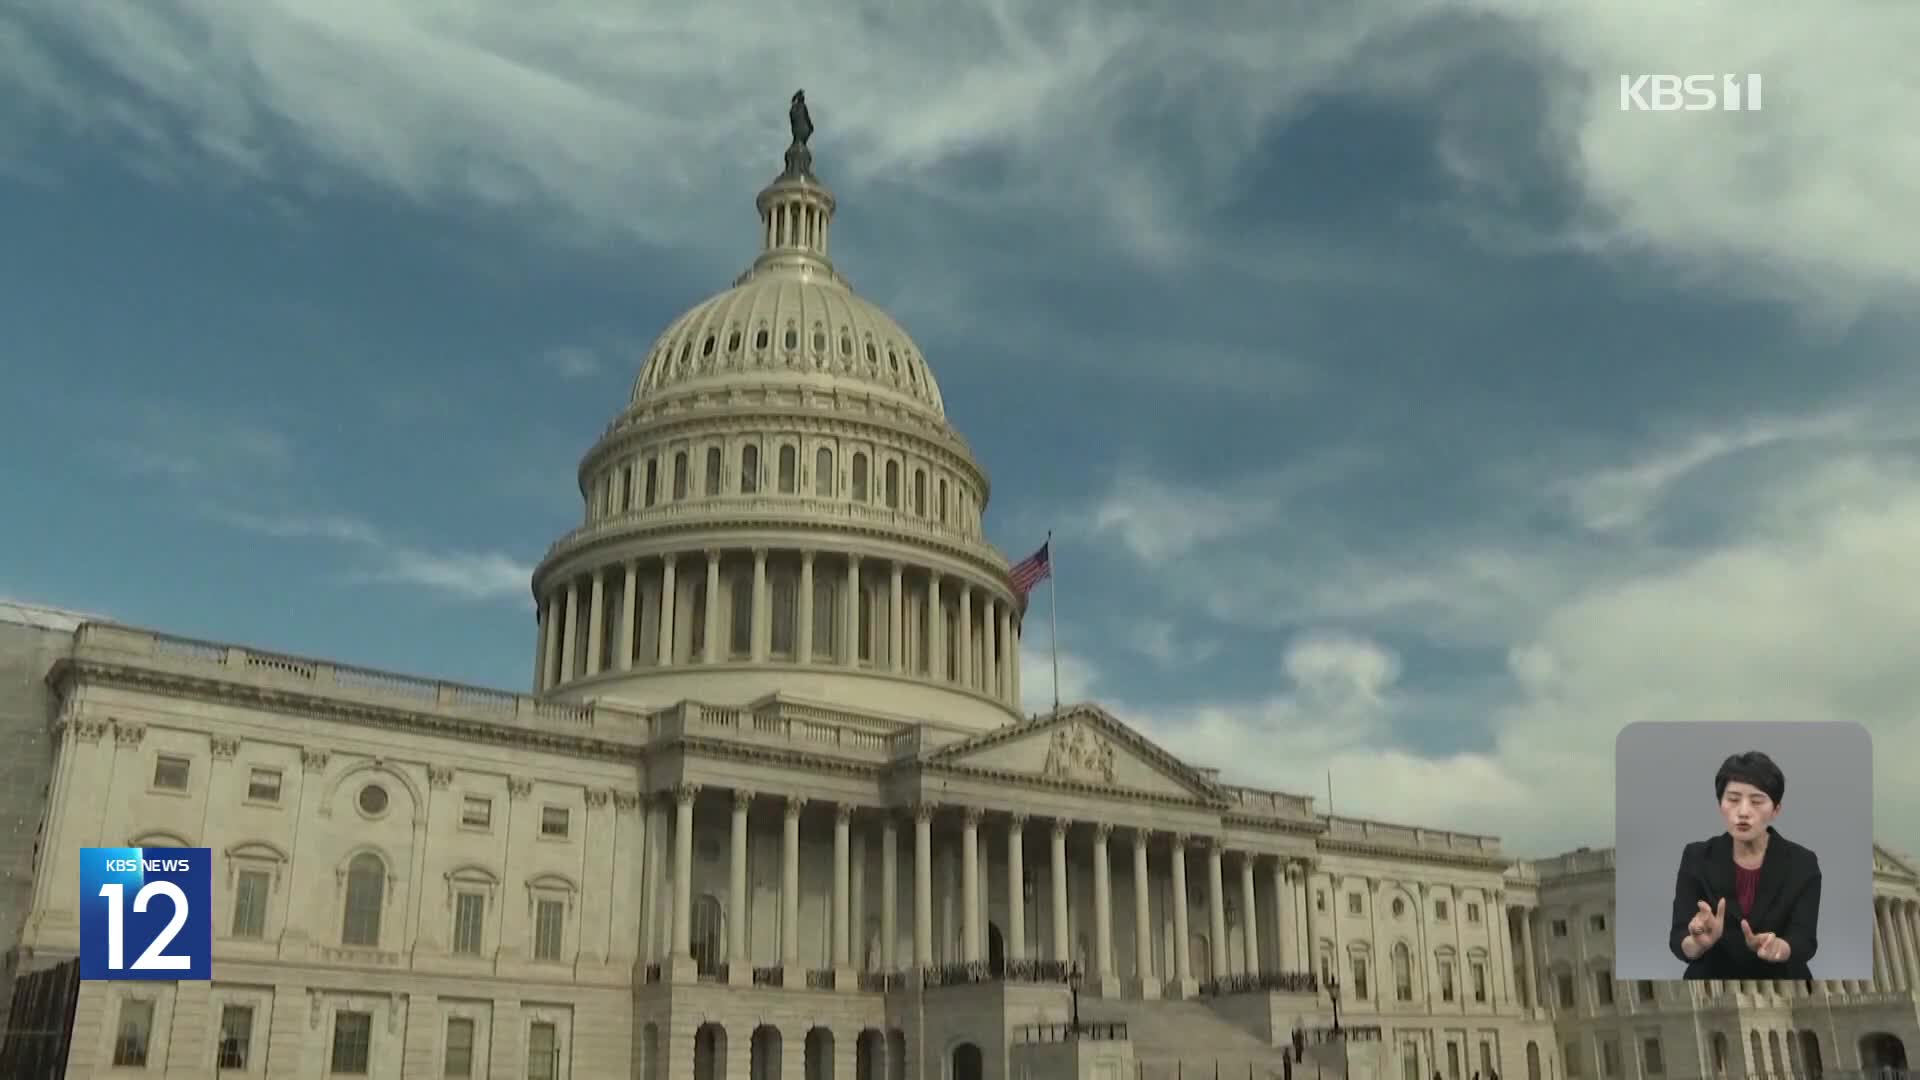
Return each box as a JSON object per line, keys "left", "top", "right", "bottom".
{"left": 79, "top": 847, "right": 212, "bottom": 980}
{"left": 1619, "top": 74, "right": 1763, "bottom": 112}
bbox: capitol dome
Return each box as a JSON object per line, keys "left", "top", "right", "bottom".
{"left": 528, "top": 114, "right": 1027, "bottom": 733}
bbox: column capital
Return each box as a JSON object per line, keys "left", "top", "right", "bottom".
{"left": 672, "top": 782, "right": 700, "bottom": 806}
{"left": 848, "top": 551, "right": 862, "bottom": 567}
{"left": 704, "top": 547, "right": 721, "bottom": 561}
{"left": 1092, "top": 821, "right": 1114, "bottom": 842}
{"left": 732, "top": 789, "right": 755, "bottom": 813}
{"left": 959, "top": 580, "right": 973, "bottom": 597}
{"left": 801, "top": 549, "right": 816, "bottom": 567}
{"left": 1008, "top": 812, "right": 1030, "bottom": 828}
{"left": 753, "top": 546, "right": 769, "bottom": 561}
{"left": 1132, "top": 828, "right": 1151, "bottom": 849}
{"left": 613, "top": 790, "right": 642, "bottom": 812}
{"left": 1052, "top": 818, "right": 1075, "bottom": 837}
{"left": 911, "top": 801, "right": 938, "bottom": 824}
{"left": 1172, "top": 832, "right": 1191, "bottom": 849}
{"left": 962, "top": 806, "right": 984, "bottom": 828}
{"left": 784, "top": 795, "right": 808, "bottom": 819}
{"left": 662, "top": 552, "right": 678, "bottom": 568}
{"left": 835, "top": 802, "right": 855, "bottom": 825}
{"left": 1202, "top": 836, "right": 1224, "bottom": 855}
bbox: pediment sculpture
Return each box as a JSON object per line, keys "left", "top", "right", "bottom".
{"left": 1042, "top": 723, "right": 1116, "bottom": 785}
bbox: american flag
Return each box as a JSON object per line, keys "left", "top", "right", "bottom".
{"left": 1009, "top": 540, "right": 1051, "bottom": 598}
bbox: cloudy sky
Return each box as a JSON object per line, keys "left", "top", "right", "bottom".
{"left": 3, "top": 1, "right": 1915, "bottom": 859}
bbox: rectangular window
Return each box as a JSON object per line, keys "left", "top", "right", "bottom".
{"left": 1558, "top": 974, "right": 1575, "bottom": 1008}
{"left": 232, "top": 869, "right": 270, "bottom": 938}
{"left": 1643, "top": 1038, "right": 1665, "bottom": 1076}
{"left": 453, "top": 893, "right": 486, "bottom": 955}
{"left": 461, "top": 796, "right": 492, "bottom": 829}
{"left": 812, "top": 576, "right": 837, "bottom": 661}
{"left": 445, "top": 1017, "right": 476, "bottom": 1077}
{"left": 1447, "top": 1041, "right": 1461, "bottom": 1080}
{"left": 331, "top": 1010, "right": 373, "bottom": 1074}
{"left": 1590, "top": 913, "right": 1608, "bottom": 932}
{"left": 644, "top": 459, "right": 657, "bottom": 506}
{"left": 857, "top": 584, "right": 874, "bottom": 663}
{"left": 1480, "top": 1042, "right": 1494, "bottom": 1076}
{"left": 534, "top": 898, "right": 565, "bottom": 960}
{"left": 153, "top": 755, "right": 191, "bottom": 790}
{"left": 112, "top": 998, "right": 153, "bottom": 1067}
{"left": 1602, "top": 1039, "right": 1620, "bottom": 1078}
{"left": 1552, "top": 919, "right": 1568, "bottom": 937}
{"left": 1466, "top": 902, "right": 1481, "bottom": 923}
{"left": 247, "top": 767, "right": 282, "bottom": 803}
{"left": 1566, "top": 1044, "right": 1583, "bottom": 1079}
{"left": 1596, "top": 969, "right": 1615, "bottom": 1005}
{"left": 1638, "top": 980, "right": 1656, "bottom": 1002}
{"left": 1349, "top": 955, "right": 1369, "bottom": 1000}
{"left": 1404, "top": 1044, "right": 1421, "bottom": 1080}
{"left": 1348, "top": 892, "right": 1363, "bottom": 915}
{"left": 1440, "top": 959, "right": 1456, "bottom": 1002}
{"left": 1472, "top": 960, "right": 1487, "bottom": 1003}
{"left": 1316, "top": 890, "right": 1327, "bottom": 912}
{"left": 705, "top": 447, "right": 722, "bottom": 496}
{"left": 729, "top": 570, "right": 752, "bottom": 657}
{"left": 1436, "top": 899, "right": 1450, "bottom": 921}
{"left": 217, "top": 1004, "right": 253, "bottom": 1069}
{"left": 540, "top": 806, "right": 570, "bottom": 839}
{"left": 528, "top": 1021, "right": 559, "bottom": 1080}
{"left": 770, "top": 571, "right": 796, "bottom": 656}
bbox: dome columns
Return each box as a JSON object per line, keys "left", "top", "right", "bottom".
{"left": 533, "top": 546, "right": 1023, "bottom": 713}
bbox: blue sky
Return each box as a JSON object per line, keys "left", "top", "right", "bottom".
{"left": 2, "top": 1, "right": 1915, "bottom": 858}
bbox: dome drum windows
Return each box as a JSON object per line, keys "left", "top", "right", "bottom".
{"left": 814, "top": 447, "right": 834, "bottom": 497}
{"left": 701, "top": 334, "right": 716, "bottom": 358}
{"left": 704, "top": 447, "right": 723, "bottom": 496}
{"left": 777, "top": 445, "right": 798, "bottom": 494}
{"left": 883, "top": 461, "right": 900, "bottom": 509}
{"left": 672, "top": 452, "right": 690, "bottom": 501}
{"left": 727, "top": 330, "right": 742, "bottom": 355}
{"left": 740, "top": 444, "right": 760, "bottom": 495}
{"left": 754, "top": 327, "right": 770, "bottom": 353}
{"left": 782, "top": 325, "right": 799, "bottom": 353}
{"left": 851, "top": 453, "right": 869, "bottom": 502}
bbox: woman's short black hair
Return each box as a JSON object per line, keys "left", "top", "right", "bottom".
{"left": 1715, "top": 751, "right": 1785, "bottom": 804}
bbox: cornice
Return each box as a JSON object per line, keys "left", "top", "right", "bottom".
{"left": 51, "top": 659, "right": 644, "bottom": 762}
{"left": 916, "top": 759, "right": 1221, "bottom": 814}
{"left": 535, "top": 511, "right": 1019, "bottom": 604}
{"left": 1220, "top": 812, "right": 1326, "bottom": 839}
{"left": 674, "top": 735, "right": 882, "bottom": 782}
{"left": 1312, "top": 835, "right": 1512, "bottom": 873}
{"left": 927, "top": 704, "right": 1227, "bottom": 804}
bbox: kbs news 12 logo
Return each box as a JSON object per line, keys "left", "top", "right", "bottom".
{"left": 1619, "top": 74, "right": 1763, "bottom": 112}
{"left": 79, "top": 847, "right": 213, "bottom": 980}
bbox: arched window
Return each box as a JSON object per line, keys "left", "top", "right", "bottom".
{"left": 857, "top": 584, "right": 873, "bottom": 663}
{"left": 729, "top": 568, "right": 753, "bottom": 658}
{"left": 814, "top": 448, "right": 834, "bottom": 496}
{"left": 691, "top": 894, "right": 724, "bottom": 976}
{"left": 938, "top": 478, "right": 948, "bottom": 523}
{"left": 704, "top": 447, "right": 722, "bottom": 496}
{"left": 740, "top": 445, "right": 760, "bottom": 494}
{"left": 852, "top": 453, "right": 869, "bottom": 501}
{"left": 673, "top": 452, "right": 689, "bottom": 500}
{"left": 912, "top": 470, "right": 926, "bottom": 516}
{"left": 689, "top": 580, "right": 707, "bottom": 659}
{"left": 644, "top": 459, "right": 658, "bottom": 507}
{"left": 1393, "top": 942, "right": 1413, "bottom": 1001}
{"left": 884, "top": 462, "right": 899, "bottom": 509}
{"left": 341, "top": 852, "right": 385, "bottom": 947}
{"left": 770, "top": 568, "right": 797, "bottom": 657}
{"left": 812, "top": 575, "right": 837, "bottom": 661}
{"left": 778, "top": 446, "right": 797, "bottom": 494}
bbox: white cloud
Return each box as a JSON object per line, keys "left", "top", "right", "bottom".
{"left": 214, "top": 508, "right": 533, "bottom": 605}
{"left": 5, "top": 0, "right": 1911, "bottom": 313}
{"left": 538, "top": 345, "right": 602, "bottom": 380}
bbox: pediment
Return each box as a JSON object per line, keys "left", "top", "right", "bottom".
{"left": 925, "top": 704, "right": 1222, "bottom": 802}
{"left": 1872, "top": 844, "right": 1917, "bottom": 880}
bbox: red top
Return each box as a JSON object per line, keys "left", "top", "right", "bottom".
{"left": 1734, "top": 864, "right": 1760, "bottom": 917}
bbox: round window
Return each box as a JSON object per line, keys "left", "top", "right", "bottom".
{"left": 358, "top": 784, "right": 389, "bottom": 816}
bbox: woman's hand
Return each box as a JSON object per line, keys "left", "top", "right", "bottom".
{"left": 1687, "top": 898, "right": 1727, "bottom": 952}
{"left": 1742, "top": 920, "right": 1791, "bottom": 962}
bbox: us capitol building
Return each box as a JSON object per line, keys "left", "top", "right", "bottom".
{"left": 3, "top": 105, "right": 1918, "bottom": 1080}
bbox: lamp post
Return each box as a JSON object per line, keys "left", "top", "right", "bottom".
{"left": 1325, "top": 970, "right": 1343, "bottom": 1038}
{"left": 1068, "top": 962, "right": 1084, "bottom": 1033}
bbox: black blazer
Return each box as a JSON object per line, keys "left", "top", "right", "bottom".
{"left": 1668, "top": 827, "right": 1820, "bottom": 980}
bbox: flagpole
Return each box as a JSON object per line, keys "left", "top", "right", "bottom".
{"left": 1047, "top": 530, "right": 1060, "bottom": 715}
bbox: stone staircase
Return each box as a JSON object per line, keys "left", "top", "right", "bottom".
{"left": 1076, "top": 997, "right": 1341, "bottom": 1080}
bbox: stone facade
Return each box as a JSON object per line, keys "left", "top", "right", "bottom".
{"left": 8, "top": 118, "right": 1920, "bottom": 1080}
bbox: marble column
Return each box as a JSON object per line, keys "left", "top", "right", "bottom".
{"left": 703, "top": 551, "right": 721, "bottom": 664}
{"left": 928, "top": 573, "right": 945, "bottom": 680}
{"left": 619, "top": 562, "right": 639, "bottom": 671}
{"left": 539, "top": 594, "right": 560, "bottom": 690}
{"left": 560, "top": 579, "right": 580, "bottom": 683}
{"left": 1896, "top": 900, "right": 1919, "bottom": 990}
{"left": 1519, "top": 906, "right": 1540, "bottom": 1011}
{"left": 843, "top": 554, "right": 861, "bottom": 668}
{"left": 881, "top": 814, "right": 899, "bottom": 972}
{"left": 1007, "top": 815, "right": 1028, "bottom": 963}
{"left": 798, "top": 551, "right": 816, "bottom": 663}
{"left": 655, "top": 556, "right": 676, "bottom": 665}
{"left": 983, "top": 597, "right": 998, "bottom": 698}
{"left": 1240, "top": 855, "right": 1261, "bottom": 977}
{"left": 961, "top": 808, "right": 982, "bottom": 964}
{"left": 833, "top": 803, "right": 852, "bottom": 972}
{"left": 888, "top": 562, "right": 904, "bottom": 673}
{"left": 914, "top": 803, "right": 934, "bottom": 969}
{"left": 1051, "top": 819, "right": 1071, "bottom": 964}
{"left": 1092, "top": 823, "right": 1116, "bottom": 994}
{"left": 957, "top": 584, "right": 973, "bottom": 690}
{"left": 1274, "top": 860, "right": 1296, "bottom": 971}
{"left": 751, "top": 547, "right": 770, "bottom": 662}
{"left": 1301, "top": 863, "right": 1319, "bottom": 981}
{"left": 728, "top": 790, "right": 751, "bottom": 984}
{"left": 1207, "top": 841, "right": 1230, "bottom": 983}
{"left": 1172, "top": 836, "right": 1194, "bottom": 996}
{"left": 782, "top": 797, "right": 803, "bottom": 971}
{"left": 671, "top": 784, "right": 697, "bottom": 979}
{"left": 585, "top": 568, "right": 605, "bottom": 676}
{"left": 1132, "top": 830, "right": 1158, "bottom": 998}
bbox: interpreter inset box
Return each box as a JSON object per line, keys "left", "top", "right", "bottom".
{"left": 1614, "top": 721, "right": 1873, "bottom": 982}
